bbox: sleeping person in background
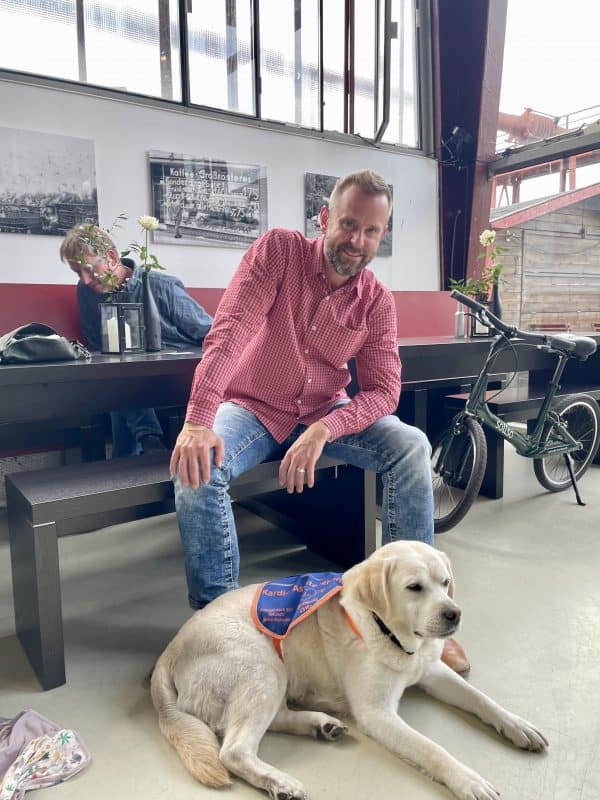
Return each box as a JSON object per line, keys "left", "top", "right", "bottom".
{"left": 59, "top": 224, "right": 212, "bottom": 456}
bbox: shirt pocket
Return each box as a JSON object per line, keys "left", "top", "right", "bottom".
{"left": 309, "top": 317, "right": 368, "bottom": 369}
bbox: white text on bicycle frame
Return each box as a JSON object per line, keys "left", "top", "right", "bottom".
{"left": 496, "top": 419, "right": 514, "bottom": 439}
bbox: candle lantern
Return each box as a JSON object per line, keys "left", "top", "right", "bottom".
{"left": 100, "top": 301, "right": 145, "bottom": 354}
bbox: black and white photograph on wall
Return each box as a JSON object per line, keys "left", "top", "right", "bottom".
{"left": 148, "top": 151, "right": 268, "bottom": 247}
{"left": 0, "top": 126, "right": 98, "bottom": 236}
{"left": 304, "top": 172, "right": 393, "bottom": 257}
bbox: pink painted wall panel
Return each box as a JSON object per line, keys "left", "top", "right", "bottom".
{"left": 393, "top": 291, "right": 455, "bottom": 336}
{"left": 0, "top": 284, "right": 455, "bottom": 341}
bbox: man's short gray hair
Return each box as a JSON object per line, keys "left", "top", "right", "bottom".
{"left": 329, "top": 170, "right": 393, "bottom": 218}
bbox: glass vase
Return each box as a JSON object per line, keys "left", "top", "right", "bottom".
{"left": 142, "top": 271, "right": 162, "bottom": 352}
{"left": 490, "top": 282, "right": 503, "bottom": 320}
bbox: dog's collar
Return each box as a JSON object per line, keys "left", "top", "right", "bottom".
{"left": 372, "top": 613, "right": 415, "bottom": 655}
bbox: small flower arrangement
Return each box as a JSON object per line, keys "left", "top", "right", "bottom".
{"left": 450, "top": 228, "right": 506, "bottom": 299}
{"left": 76, "top": 214, "right": 165, "bottom": 297}
{"left": 76, "top": 214, "right": 128, "bottom": 294}
{"left": 121, "top": 215, "right": 165, "bottom": 274}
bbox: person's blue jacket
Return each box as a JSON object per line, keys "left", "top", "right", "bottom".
{"left": 77, "top": 262, "right": 213, "bottom": 351}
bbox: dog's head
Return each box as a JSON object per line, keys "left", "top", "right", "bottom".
{"left": 342, "top": 541, "right": 460, "bottom": 654}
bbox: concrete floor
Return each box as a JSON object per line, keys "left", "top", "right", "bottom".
{"left": 1, "top": 446, "right": 600, "bottom": 800}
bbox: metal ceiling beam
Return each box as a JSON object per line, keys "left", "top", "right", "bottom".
{"left": 489, "top": 122, "right": 600, "bottom": 176}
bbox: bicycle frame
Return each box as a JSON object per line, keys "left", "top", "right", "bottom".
{"left": 454, "top": 336, "right": 584, "bottom": 459}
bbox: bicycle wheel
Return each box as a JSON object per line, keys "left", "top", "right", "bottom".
{"left": 431, "top": 417, "right": 487, "bottom": 533}
{"left": 533, "top": 393, "right": 600, "bottom": 492}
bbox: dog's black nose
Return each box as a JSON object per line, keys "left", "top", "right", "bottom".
{"left": 442, "top": 607, "right": 461, "bottom": 624}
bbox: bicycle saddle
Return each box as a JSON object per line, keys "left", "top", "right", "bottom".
{"left": 548, "top": 333, "right": 597, "bottom": 361}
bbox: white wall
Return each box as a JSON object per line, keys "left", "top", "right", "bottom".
{"left": 0, "top": 78, "right": 439, "bottom": 292}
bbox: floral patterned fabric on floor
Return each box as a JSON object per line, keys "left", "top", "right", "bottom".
{"left": 0, "top": 711, "right": 90, "bottom": 800}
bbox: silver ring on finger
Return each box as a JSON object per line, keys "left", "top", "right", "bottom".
{"left": 296, "top": 467, "right": 307, "bottom": 474}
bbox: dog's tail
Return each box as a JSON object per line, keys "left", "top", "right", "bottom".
{"left": 150, "top": 651, "right": 231, "bottom": 787}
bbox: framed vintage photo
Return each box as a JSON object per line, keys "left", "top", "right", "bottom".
{"left": 0, "top": 126, "right": 98, "bottom": 236}
{"left": 304, "top": 172, "right": 393, "bottom": 257}
{"left": 148, "top": 151, "right": 268, "bottom": 248}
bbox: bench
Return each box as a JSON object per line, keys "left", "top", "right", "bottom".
{"left": 445, "top": 384, "right": 600, "bottom": 498}
{"left": 528, "top": 323, "right": 572, "bottom": 332}
{"left": 6, "top": 452, "right": 376, "bottom": 690}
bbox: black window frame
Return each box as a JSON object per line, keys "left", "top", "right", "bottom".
{"left": 0, "top": 0, "right": 433, "bottom": 155}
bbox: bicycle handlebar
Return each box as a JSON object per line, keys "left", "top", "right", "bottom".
{"left": 450, "top": 290, "right": 513, "bottom": 336}
{"left": 450, "top": 289, "right": 594, "bottom": 357}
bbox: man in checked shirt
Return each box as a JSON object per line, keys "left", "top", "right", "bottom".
{"left": 170, "top": 169, "right": 469, "bottom": 674}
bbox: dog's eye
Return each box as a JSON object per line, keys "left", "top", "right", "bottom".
{"left": 442, "top": 578, "right": 450, "bottom": 587}
{"left": 407, "top": 583, "right": 422, "bottom": 592}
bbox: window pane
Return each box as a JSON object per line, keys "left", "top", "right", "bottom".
{"left": 187, "top": 0, "right": 254, "bottom": 115}
{"left": 0, "top": 0, "right": 79, "bottom": 81}
{"left": 353, "top": 1, "right": 376, "bottom": 137}
{"left": 493, "top": 159, "right": 600, "bottom": 208}
{"left": 352, "top": 0, "right": 420, "bottom": 146}
{"left": 322, "top": 0, "right": 345, "bottom": 134}
{"left": 493, "top": 0, "right": 600, "bottom": 333}
{"left": 498, "top": 0, "right": 600, "bottom": 152}
{"left": 85, "top": 0, "right": 181, "bottom": 100}
{"left": 260, "top": 0, "right": 319, "bottom": 128}
{"left": 0, "top": 0, "right": 181, "bottom": 101}
{"left": 381, "top": 0, "right": 419, "bottom": 148}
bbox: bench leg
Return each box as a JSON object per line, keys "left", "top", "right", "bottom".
{"left": 244, "top": 466, "right": 377, "bottom": 568}
{"left": 8, "top": 512, "right": 66, "bottom": 690}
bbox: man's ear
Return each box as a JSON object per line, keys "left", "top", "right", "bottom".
{"left": 106, "top": 247, "right": 120, "bottom": 267}
{"left": 319, "top": 204, "right": 329, "bottom": 233}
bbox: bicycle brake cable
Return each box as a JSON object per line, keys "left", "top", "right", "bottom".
{"left": 484, "top": 332, "right": 521, "bottom": 403}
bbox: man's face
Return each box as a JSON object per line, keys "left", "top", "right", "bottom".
{"left": 68, "top": 251, "right": 118, "bottom": 294}
{"left": 320, "top": 185, "right": 390, "bottom": 279}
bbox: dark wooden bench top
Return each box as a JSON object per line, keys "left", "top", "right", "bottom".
{"left": 6, "top": 452, "right": 346, "bottom": 527}
{"left": 528, "top": 323, "right": 571, "bottom": 332}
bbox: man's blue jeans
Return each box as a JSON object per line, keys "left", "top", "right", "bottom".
{"left": 174, "top": 402, "right": 433, "bottom": 609}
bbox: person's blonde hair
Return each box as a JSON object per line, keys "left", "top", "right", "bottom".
{"left": 328, "top": 170, "right": 393, "bottom": 218}
{"left": 59, "top": 224, "right": 116, "bottom": 263}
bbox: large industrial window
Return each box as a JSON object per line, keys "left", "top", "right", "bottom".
{"left": 488, "top": 0, "right": 600, "bottom": 333}
{"left": 0, "top": 0, "right": 426, "bottom": 150}
{"left": 0, "top": 0, "right": 182, "bottom": 100}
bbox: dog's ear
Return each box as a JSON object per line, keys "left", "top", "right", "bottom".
{"left": 438, "top": 550, "right": 455, "bottom": 598}
{"left": 354, "top": 556, "right": 395, "bottom": 616}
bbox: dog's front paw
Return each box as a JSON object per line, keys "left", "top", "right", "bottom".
{"left": 448, "top": 766, "right": 499, "bottom": 800}
{"left": 268, "top": 775, "right": 308, "bottom": 800}
{"left": 496, "top": 713, "right": 549, "bottom": 752}
{"left": 315, "top": 716, "right": 348, "bottom": 741}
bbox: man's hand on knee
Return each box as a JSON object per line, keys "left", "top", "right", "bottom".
{"left": 170, "top": 422, "right": 224, "bottom": 489}
{"left": 279, "top": 422, "right": 332, "bottom": 494}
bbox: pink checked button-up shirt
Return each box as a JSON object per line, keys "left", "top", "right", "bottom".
{"left": 185, "top": 228, "right": 401, "bottom": 443}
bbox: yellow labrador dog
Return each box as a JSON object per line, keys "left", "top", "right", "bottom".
{"left": 151, "top": 541, "right": 547, "bottom": 799}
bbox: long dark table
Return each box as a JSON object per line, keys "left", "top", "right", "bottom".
{"left": 0, "top": 338, "right": 493, "bottom": 450}
{"left": 2, "top": 333, "right": 597, "bottom": 452}
{"left": 0, "top": 348, "right": 202, "bottom": 452}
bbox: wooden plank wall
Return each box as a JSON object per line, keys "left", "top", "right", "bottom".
{"left": 497, "top": 200, "right": 600, "bottom": 332}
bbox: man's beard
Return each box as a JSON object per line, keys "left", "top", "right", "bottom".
{"left": 325, "top": 240, "right": 372, "bottom": 277}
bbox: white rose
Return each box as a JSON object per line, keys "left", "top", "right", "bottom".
{"left": 138, "top": 215, "right": 159, "bottom": 231}
{"left": 479, "top": 229, "right": 496, "bottom": 247}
